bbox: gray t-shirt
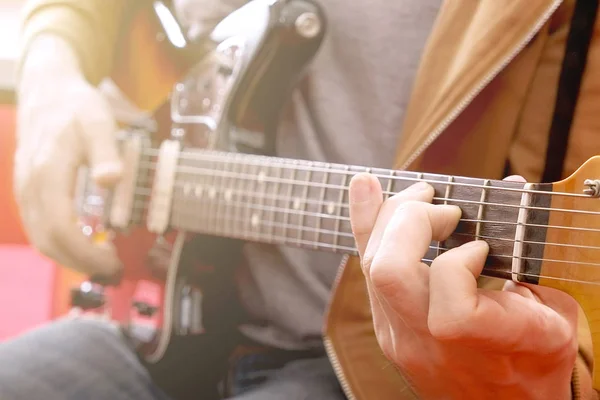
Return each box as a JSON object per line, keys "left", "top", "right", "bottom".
{"left": 232, "top": 0, "right": 443, "bottom": 350}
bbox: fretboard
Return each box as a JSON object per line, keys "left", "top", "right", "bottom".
{"left": 138, "top": 149, "right": 553, "bottom": 282}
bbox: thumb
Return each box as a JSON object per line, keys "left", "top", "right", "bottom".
{"left": 81, "top": 102, "right": 123, "bottom": 188}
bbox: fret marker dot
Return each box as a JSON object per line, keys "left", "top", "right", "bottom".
{"left": 293, "top": 198, "right": 301, "bottom": 210}
{"left": 224, "top": 189, "right": 233, "bottom": 202}
{"left": 195, "top": 185, "right": 203, "bottom": 197}
{"left": 327, "top": 201, "right": 335, "bottom": 215}
{"left": 251, "top": 213, "right": 260, "bottom": 227}
{"left": 209, "top": 187, "right": 217, "bottom": 199}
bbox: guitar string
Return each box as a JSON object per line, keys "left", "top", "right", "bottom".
{"left": 129, "top": 180, "right": 600, "bottom": 236}
{"left": 137, "top": 150, "right": 593, "bottom": 199}
{"left": 134, "top": 194, "right": 600, "bottom": 267}
{"left": 165, "top": 195, "right": 600, "bottom": 270}
{"left": 134, "top": 162, "right": 600, "bottom": 218}
{"left": 155, "top": 203, "right": 600, "bottom": 286}
{"left": 136, "top": 186, "right": 600, "bottom": 252}
{"left": 133, "top": 176, "right": 600, "bottom": 218}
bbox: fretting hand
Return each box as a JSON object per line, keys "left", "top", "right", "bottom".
{"left": 348, "top": 173, "right": 578, "bottom": 399}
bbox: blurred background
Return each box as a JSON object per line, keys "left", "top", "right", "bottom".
{"left": 0, "top": 0, "right": 82, "bottom": 342}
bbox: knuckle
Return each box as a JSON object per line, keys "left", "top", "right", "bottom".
{"left": 361, "top": 252, "right": 375, "bottom": 274}
{"left": 369, "top": 257, "right": 408, "bottom": 295}
{"left": 393, "top": 200, "right": 422, "bottom": 216}
{"left": 430, "top": 250, "right": 455, "bottom": 268}
{"left": 428, "top": 312, "right": 472, "bottom": 341}
{"left": 392, "top": 201, "right": 430, "bottom": 227}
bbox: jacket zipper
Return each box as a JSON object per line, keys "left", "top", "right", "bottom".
{"left": 324, "top": 254, "right": 358, "bottom": 400}
{"left": 400, "top": 0, "right": 564, "bottom": 171}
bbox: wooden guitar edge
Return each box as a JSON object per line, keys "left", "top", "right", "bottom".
{"left": 538, "top": 156, "right": 600, "bottom": 392}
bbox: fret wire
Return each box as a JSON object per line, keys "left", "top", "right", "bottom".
{"left": 211, "top": 159, "right": 222, "bottom": 233}
{"left": 437, "top": 175, "right": 455, "bottom": 257}
{"left": 334, "top": 165, "right": 350, "bottom": 249}
{"left": 256, "top": 165, "right": 268, "bottom": 240}
{"left": 315, "top": 164, "right": 330, "bottom": 250}
{"left": 196, "top": 159, "right": 207, "bottom": 228}
{"left": 297, "top": 163, "right": 312, "bottom": 245}
{"left": 475, "top": 179, "right": 491, "bottom": 240}
{"left": 223, "top": 159, "right": 234, "bottom": 236}
{"left": 214, "top": 158, "right": 227, "bottom": 236}
{"left": 245, "top": 162, "right": 258, "bottom": 240}
{"left": 268, "top": 162, "right": 282, "bottom": 242}
{"left": 283, "top": 165, "right": 296, "bottom": 245}
{"left": 232, "top": 155, "right": 245, "bottom": 237}
{"left": 385, "top": 170, "right": 394, "bottom": 201}
{"left": 138, "top": 151, "right": 588, "bottom": 198}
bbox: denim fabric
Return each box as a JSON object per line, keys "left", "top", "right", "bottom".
{"left": 0, "top": 317, "right": 345, "bottom": 400}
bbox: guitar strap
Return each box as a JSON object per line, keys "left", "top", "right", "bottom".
{"left": 540, "top": 0, "right": 599, "bottom": 183}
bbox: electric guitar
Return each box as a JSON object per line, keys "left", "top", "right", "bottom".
{"left": 71, "top": 1, "right": 600, "bottom": 399}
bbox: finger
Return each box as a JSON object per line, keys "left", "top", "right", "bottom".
{"left": 349, "top": 172, "right": 384, "bottom": 260}
{"left": 428, "top": 242, "right": 574, "bottom": 354}
{"left": 502, "top": 280, "right": 540, "bottom": 302}
{"left": 80, "top": 99, "right": 122, "bottom": 188}
{"left": 428, "top": 240, "right": 490, "bottom": 339}
{"left": 502, "top": 280, "right": 577, "bottom": 339}
{"left": 362, "top": 182, "right": 443, "bottom": 275}
{"left": 519, "top": 283, "right": 579, "bottom": 330}
{"left": 40, "top": 142, "right": 123, "bottom": 278}
{"left": 503, "top": 175, "right": 526, "bottom": 183}
{"left": 369, "top": 200, "right": 461, "bottom": 327}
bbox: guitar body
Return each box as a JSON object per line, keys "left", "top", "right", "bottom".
{"left": 73, "top": 1, "right": 326, "bottom": 399}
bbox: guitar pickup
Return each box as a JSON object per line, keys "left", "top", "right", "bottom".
{"left": 108, "top": 133, "right": 149, "bottom": 230}
{"left": 147, "top": 139, "right": 181, "bottom": 235}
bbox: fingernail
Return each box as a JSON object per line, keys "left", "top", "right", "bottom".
{"left": 405, "top": 181, "right": 430, "bottom": 192}
{"left": 462, "top": 240, "right": 489, "bottom": 250}
{"left": 92, "top": 162, "right": 123, "bottom": 186}
{"left": 350, "top": 175, "right": 372, "bottom": 203}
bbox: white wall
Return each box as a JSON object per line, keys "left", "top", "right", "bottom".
{"left": 0, "top": 0, "right": 23, "bottom": 90}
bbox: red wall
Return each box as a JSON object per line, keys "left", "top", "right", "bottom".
{"left": 0, "top": 104, "right": 27, "bottom": 244}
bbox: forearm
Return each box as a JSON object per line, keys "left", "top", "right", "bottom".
{"left": 18, "top": 0, "right": 128, "bottom": 86}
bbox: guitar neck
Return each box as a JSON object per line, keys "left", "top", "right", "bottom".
{"left": 134, "top": 148, "right": 554, "bottom": 283}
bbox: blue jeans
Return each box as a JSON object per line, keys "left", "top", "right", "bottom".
{"left": 0, "top": 317, "right": 345, "bottom": 400}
